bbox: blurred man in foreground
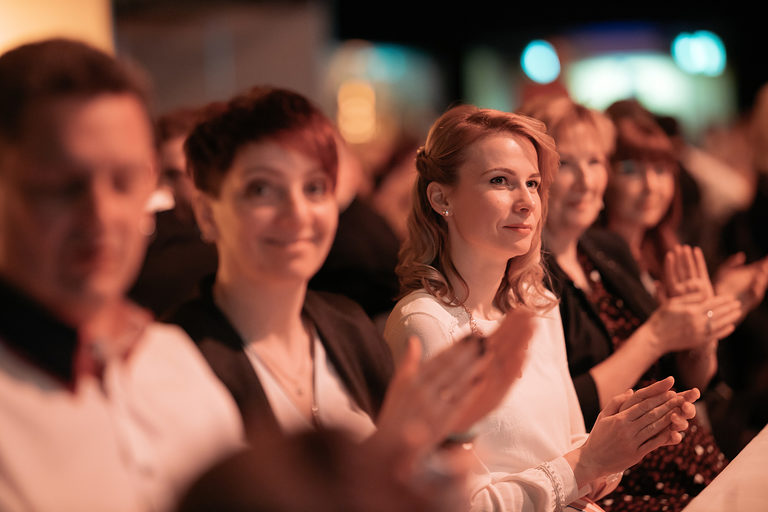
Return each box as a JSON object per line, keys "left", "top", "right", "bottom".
{"left": 0, "top": 38, "right": 243, "bottom": 511}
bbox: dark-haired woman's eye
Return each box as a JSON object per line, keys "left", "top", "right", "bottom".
{"left": 618, "top": 160, "right": 639, "bottom": 175}
{"left": 305, "top": 177, "right": 330, "bottom": 198}
{"left": 244, "top": 180, "right": 272, "bottom": 198}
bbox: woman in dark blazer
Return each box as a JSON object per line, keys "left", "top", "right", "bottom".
{"left": 520, "top": 94, "right": 741, "bottom": 511}
{"left": 169, "top": 273, "right": 393, "bottom": 438}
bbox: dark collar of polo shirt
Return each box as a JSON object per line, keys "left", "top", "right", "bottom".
{"left": 0, "top": 277, "right": 78, "bottom": 385}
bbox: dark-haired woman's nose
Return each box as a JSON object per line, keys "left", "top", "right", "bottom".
{"left": 280, "top": 187, "right": 312, "bottom": 228}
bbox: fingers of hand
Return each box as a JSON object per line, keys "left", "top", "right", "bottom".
{"left": 432, "top": 365, "right": 483, "bottom": 407}
{"left": 665, "top": 251, "right": 676, "bottom": 289}
{"left": 666, "top": 246, "right": 704, "bottom": 296}
{"left": 667, "top": 245, "right": 688, "bottom": 283}
{"left": 602, "top": 388, "right": 634, "bottom": 416}
{"left": 640, "top": 424, "right": 685, "bottom": 454}
{"left": 680, "top": 245, "right": 697, "bottom": 282}
{"left": 422, "top": 340, "right": 488, "bottom": 396}
{"left": 676, "top": 387, "right": 701, "bottom": 404}
{"left": 701, "top": 298, "right": 742, "bottom": 338}
{"left": 677, "top": 400, "right": 697, "bottom": 421}
{"left": 623, "top": 390, "right": 676, "bottom": 422}
{"left": 618, "top": 376, "right": 675, "bottom": 413}
{"left": 487, "top": 308, "right": 535, "bottom": 352}
{"left": 391, "top": 336, "right": 424, "bottom": 390}
{"left": 672, "top": 289, "right": 707, "bottom": 305}
{"left": 726, "top": 252, "right": 747, "bottom": 269}
{"left": 634, "top": 399, "right": 688, "bottom": 443}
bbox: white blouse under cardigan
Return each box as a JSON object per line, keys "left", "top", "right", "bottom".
{"left": 245, "top": 332, "right": 377, "bottom": 443}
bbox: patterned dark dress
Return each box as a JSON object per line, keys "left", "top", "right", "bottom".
{"left": 578, "top": 251, "right": 728, "bottom": 512}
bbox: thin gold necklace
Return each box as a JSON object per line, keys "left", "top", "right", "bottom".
{"left": 246, "top": 337, "right": 311, "bottom": 397}
{"left": 460, "top": 303, "right": 482, "bottom": 336}
{"left": 245, "top": 328, "right": 321, "bottom": 428}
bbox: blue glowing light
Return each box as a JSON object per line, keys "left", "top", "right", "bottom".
{"left": 672, "top": 30, "right": 726, "bottom": 76}
{"left": 521, "top": 40, "right": 561, "bottom": 84}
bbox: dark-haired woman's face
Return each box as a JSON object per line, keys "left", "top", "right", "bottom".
{"left": 606, "top": 159, "right": 675, "bottom": 230}
{"left": 203, "top": 139, "right": 337, "bottom": 284}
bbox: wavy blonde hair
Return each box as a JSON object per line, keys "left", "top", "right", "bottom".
{"left": 396, "top": 104, "right": 559, "bottom": 313}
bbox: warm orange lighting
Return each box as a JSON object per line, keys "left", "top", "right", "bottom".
{"left": 0, "top": 0, "right": 113, "bottom": 56}
{"left": 337, "top": 79, "right": 377, "bottom": 144}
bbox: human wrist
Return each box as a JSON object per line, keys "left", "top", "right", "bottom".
{"left": 564, "top": 445, "right": 603, "bottom": 490}
{"left": 682, "top": 340, "right": 718, "bottom": 361}
{"left": 632, "top": 320, "right": 665, "bottom": 360}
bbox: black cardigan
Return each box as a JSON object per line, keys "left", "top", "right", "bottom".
{"left": 164, "top": 276, "right": 395, "bottom": 442}
{"left": 545, "top": 228, "right": 674, "bottom": 428}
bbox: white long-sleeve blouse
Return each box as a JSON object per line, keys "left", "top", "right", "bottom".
{"left": 383, "top": 289, "right": 616, "bottom": 512}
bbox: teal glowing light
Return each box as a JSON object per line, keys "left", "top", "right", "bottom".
{"left": 672, "top": 30, "right": 726, "bottom": 76}
{"left": 521, "top": 40, "right": 561, "bottom": 84}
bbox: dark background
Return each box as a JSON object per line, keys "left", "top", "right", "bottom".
{"left": 330, "top": 1, "right": 764, "bottom": 114}
{"left": 112, "top": 0, "right": 765, "bottom": 115}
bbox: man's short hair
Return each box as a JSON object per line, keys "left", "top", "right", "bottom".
{"left": 0, "top": 37, "right": 150, "bottom": 144}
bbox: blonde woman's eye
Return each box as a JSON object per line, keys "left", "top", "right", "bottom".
{"left": 526, "top": 179, "right": 541, "bottom": 190}
{"left": 489, "top": 176, "right": 507, "bottom": 185}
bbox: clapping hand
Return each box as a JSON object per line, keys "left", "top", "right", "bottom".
{"left": 714, "top": 252, "right": 768, "bottom": 321}
{"left": 664, "top": 245, "right": 714, "bottom": 298}
{"left": 570, "top": 377, "right": 698, "bottom": 487}
{"left": 370, "top": 306, "right": 535, "bottom": 480}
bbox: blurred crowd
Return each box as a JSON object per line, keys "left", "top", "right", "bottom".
{"left": 1, "top": 37, "right": 767, "bottom": 512}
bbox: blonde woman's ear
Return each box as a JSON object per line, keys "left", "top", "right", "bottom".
{"left": 426, "top": 181, "right": 451, "bottom": 217}
{"left": 192, "top": 192, "right": 219, "bottom": 243}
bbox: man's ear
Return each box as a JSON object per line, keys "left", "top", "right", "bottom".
{"left": 426, "top": 181, "right": 452, "bottom": 217}
{"left": 193, "top": 191, "right": 220, "bottom": 243}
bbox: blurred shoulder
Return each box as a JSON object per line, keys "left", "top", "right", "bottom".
{"left": 390, "top": 289, "right": 450, "bottom": 319}
{"left": 580, "top": 227, "right": 640, "bottom": 272}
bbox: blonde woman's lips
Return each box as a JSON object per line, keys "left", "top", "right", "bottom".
{"left": 504, "top": 224, "right": 533, "bottom": 233}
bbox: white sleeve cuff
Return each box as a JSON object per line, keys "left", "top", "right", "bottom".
{"left": 536, "top": 456, "right": 583, "bottom": 510}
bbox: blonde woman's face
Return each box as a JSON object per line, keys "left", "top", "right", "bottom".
{"left": 202, "top": 140, "right": 338, "bottom": 284}
{"left": 443, "top": 134, "right": 542, "bottom": 265}
{"left": 547, "top": 122, "right": 609, "bottom": 236}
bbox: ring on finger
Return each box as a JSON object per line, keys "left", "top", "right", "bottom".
{"left": 705, "top": 309, "right": 714, "bottom": 336}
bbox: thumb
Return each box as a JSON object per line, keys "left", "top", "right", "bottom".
{"left": 396, "top": 335, "right": 423, "bottom": 377}
{"left": 721, "top": 252, "right": 746, "bottom": 271}
{"left": 602, "top": 388, "right": 634, "bottom": 417}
